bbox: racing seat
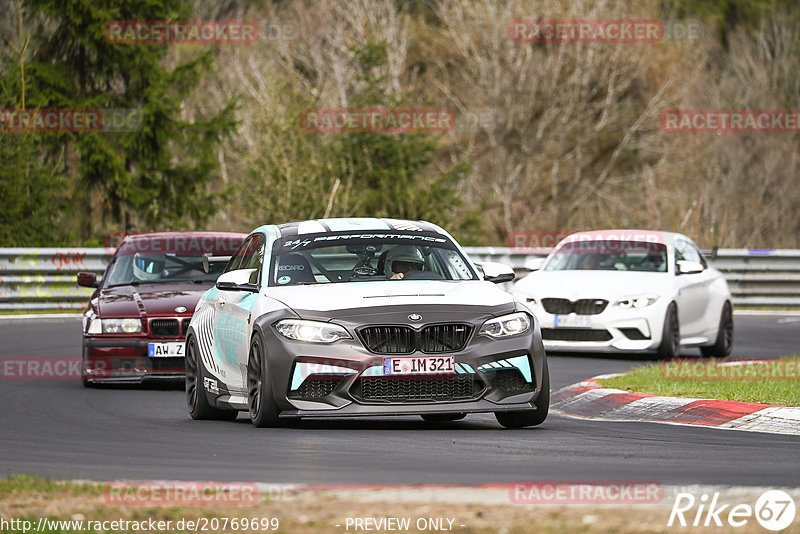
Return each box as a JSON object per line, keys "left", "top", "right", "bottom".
{"left": 276, "top": 254, "right": 317, "bottom": 285}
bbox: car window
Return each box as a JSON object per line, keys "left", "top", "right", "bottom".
{"left": 224, "top": 237, "right": 253, "bottom": 273}
{"left": 675, "top": 240, "right": 702, "bottom": 265}
{"left": 268, "top": 232, "right": 477, "bottom": 286}
{"left": 544, "top": 240, "right": 668, "bottom": 272}
{"left": 240, "top": 234, "right": 265, "bottom": 284}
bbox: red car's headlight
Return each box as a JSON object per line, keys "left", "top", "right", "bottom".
{"left": 87, "top": 317, "right": 142, "bottom": 334}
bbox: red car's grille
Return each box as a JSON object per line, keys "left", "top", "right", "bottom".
{"left": 148, "top": 318, "right": 191, "bottom": 338}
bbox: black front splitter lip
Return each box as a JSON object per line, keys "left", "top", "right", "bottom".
{"left": 278, "top": 397, "right": 540, "bottom": 418}
{"left": 83, "top": 372, "right": 184, "bottom": 384}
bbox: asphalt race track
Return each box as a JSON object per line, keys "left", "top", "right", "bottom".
{"left": 0, "top": 313, "right": 798, "bottom": 487}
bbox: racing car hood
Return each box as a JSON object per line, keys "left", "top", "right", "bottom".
{"left": 267, "top": 280, "right": 517, "bottom": 320}
{"left": 95, "top": 281, "right": 212, "bottom": 318}
{"left": 513, "top": 270, "right": 671, "bottom": 300}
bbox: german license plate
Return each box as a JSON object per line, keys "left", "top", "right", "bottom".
{"left": 383, "top": 356, "right": 455, "bottom": 375}
{"left": 148, "top": 342, "right": 184, "bottom": 358}
{"left": 554, "top": 314, "right": 592, "bottom": 328}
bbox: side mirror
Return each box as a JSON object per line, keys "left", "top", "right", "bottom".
{"left": 202, "top": 253, "right": 233, "bottom": 274}
{"left": 524, "top": 257, "right": 546, "bottom": 271}
{"left": 475, "top": 261, "right": 515, "bottom": 284}
{"left": 677, "top": 260, "right": 704, "bottom": 275}
{"left": 216, "top": 269, "right": 259, "bottom": 292}
{"left": 77, "top": 272, "right": 99, "bottom": 288}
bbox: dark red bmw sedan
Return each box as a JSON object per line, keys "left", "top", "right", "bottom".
{"left": 78, "top": 231, "right": 246, "bottom": 385}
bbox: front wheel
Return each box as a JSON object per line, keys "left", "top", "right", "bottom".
{"left": 186, "top": 336, "right": 238, "bottom": 421}
{"left": 701, "top": 301, "right": 733, "bottom": 358}
{"left": 247, "top": 332, "right": 281, "bottom": 427}
{"left": 495, "top": 360, "right": 550, "bottom": 429}
{"left": 657, "top": 303, "right": 680, "bottom": 359}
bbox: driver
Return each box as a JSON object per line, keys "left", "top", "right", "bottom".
{"left": 132, "top": 254, "right": 165, "bottom": 281}
{"left": 385, "top": 246, "right": 425, "bottom": 280}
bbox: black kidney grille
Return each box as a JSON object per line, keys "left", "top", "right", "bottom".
{"left": 574, "top": 299, "right": 608, "bottom": 314}
{"left": 149, "top": 318, "right": 180, "bottom": 337}
{"left": 359, "top": 326, "right": 415, "bottom": 354}
{"left": 420, "top": 324, "right": 472, "bottom": 353}
{"left": 181, "top": 318, "right": 191, "bottom": 335}
{"left": 356, "top": 374, "right": 475, "bottom": 401}
{"left": 542, "top": 298, "right": 608, "bottom": 315}
{"left": 541, "top": 298, "right": 573, "bottom": 314}
{"left": 359, "top": 324, "right": 473, "bottom": 354}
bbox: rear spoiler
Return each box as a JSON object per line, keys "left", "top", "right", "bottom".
{"left": 202, "top": 254, "right": 232, "bottom": 274}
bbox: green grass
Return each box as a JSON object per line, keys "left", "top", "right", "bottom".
{"left": 599, "top": 357, "right": 800, "bottom": 406}
{"left": 0, "top": 474, "right": 101, "bottom": 496}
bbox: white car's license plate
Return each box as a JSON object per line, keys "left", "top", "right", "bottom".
{"left": 383, "top": 356, "right": 455, "bottom": 375}
{"left": 554, "top": 314, "right": 592, "bottom": 328}
{"left": 148, "top": 342, "right": 184, "bottom": 358}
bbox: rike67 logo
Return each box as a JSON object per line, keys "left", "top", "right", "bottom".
{"left": 669, "top": 490, "right": 796, "bottom": 531}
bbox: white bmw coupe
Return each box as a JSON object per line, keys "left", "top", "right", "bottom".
{"left": 511, "top": 230, "right": 733, "bottom": 358}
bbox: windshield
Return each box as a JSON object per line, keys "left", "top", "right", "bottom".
{"left": 544, "top": 240, "right": 668, "bottom": 272}
{"left": 104, "top": 253, "right": 226, "bottom": 286}
{"left": 268, "top": 233, "right": 477, "bottom": 286}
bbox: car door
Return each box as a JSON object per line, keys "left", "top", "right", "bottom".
{"left": 212, "top": 234, "right": 264, "bottom": 393}
{"left": 673, "top": 239, "right": 713, "bottom": 337}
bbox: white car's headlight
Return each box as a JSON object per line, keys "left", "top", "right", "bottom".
{"left": 87, "top": 317, "right": 142, "bottom": 334}
{"left": 479, "top": 312, "right": 531, "bottom": 338}
{"left": 615, "top": 295, "right": 659, "bottom": 309}
{"left": 275, "top": 319, "right": 352, "bottom": 343}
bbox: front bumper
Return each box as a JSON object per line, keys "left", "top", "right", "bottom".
{"left": 82, "top": 337, "right": 184, "bottom": 383}
{"left": 526, "top": 301, "right": 667, "bottom": 353}
{"left": 233, "top": 306, "right": 548, "bottom": 417}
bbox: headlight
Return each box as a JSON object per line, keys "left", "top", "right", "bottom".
{"left": 615, "top": 295, "right": 659, "bottom": 309}
{"left": 479, "top": 312, "right": 531, "bottom": 338}
{"left": 87, "top": 318, "right": 142, "bottom": 334}
{"left": 275, "top": 319, "right": 352, "bottom": 343}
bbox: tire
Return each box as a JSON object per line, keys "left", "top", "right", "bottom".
{"left": 495, "top": 360, "right": 550, "bottom": 429}
{"left": 247, "top": 332, "right": 281, "bottom": 427}
{"left": 701, "top": 301, "right": 733, "bottom": 358}
{"left": 421, "top": 413, "right": 466, "bottom": 422}
{"left": 657, "top": 303, "right": 680, "bottom": 359}
{"left": 186, "top": 336, "right": 238, "bottom": 421}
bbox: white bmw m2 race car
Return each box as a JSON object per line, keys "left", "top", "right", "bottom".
{"left": 185, "top": 218, "right": 549, "bottom": 428}
{"left": 512, "top": 230, "right": 733, "bottom": 358}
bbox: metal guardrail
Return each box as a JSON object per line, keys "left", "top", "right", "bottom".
{"left": 0, "top": 248, "right": 111, "bottom": 311}
{"left": 465, "top": 247, "right": 800, "bottom": 308}
{"left": 1, "top": 247, "right": 799, "bottom": 311}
